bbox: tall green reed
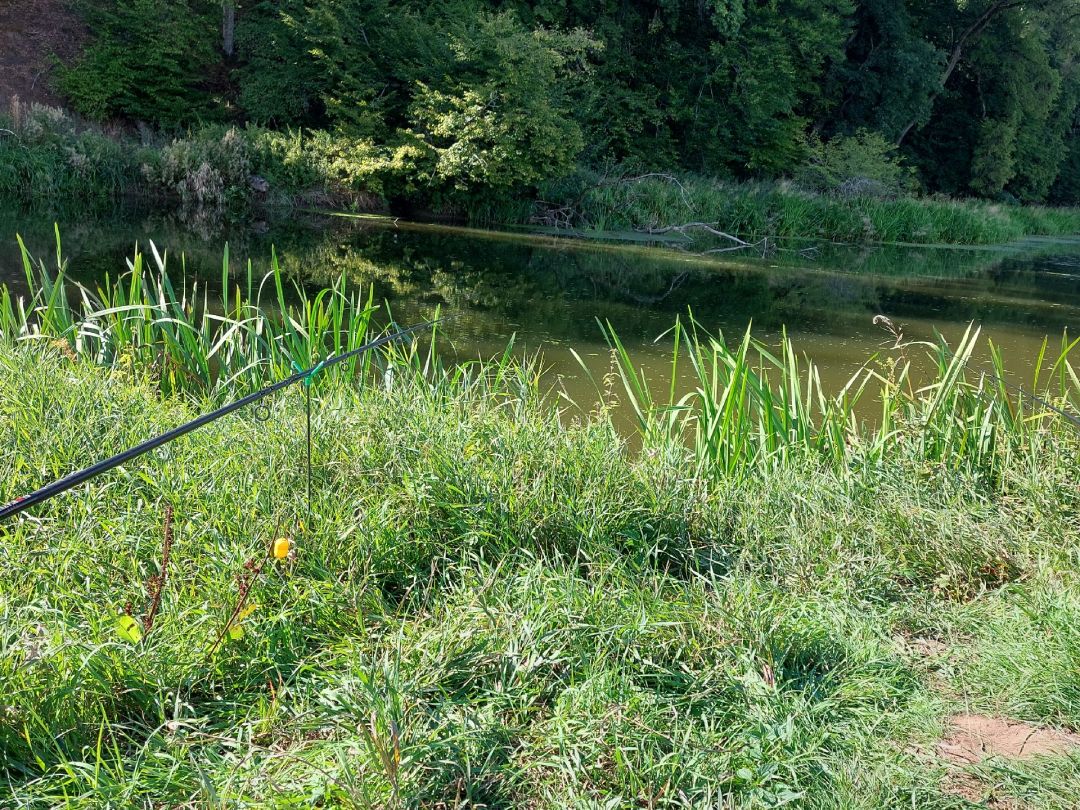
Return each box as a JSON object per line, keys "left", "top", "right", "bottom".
{"left": 1, "top": 229, "right": 378, "bottom": 396}
{"left": 586, "top": 315, "right": 1079, "bottom": 479}
{"left": 550, "top": 172, "right": 1080, "bottom": 246}
{"left": 4, "top": 230, "right": 1078, "bottom": 483}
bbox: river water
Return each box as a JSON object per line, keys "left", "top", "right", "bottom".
{"left": 2, "top": 211, "right": 1079, "bottom": 411}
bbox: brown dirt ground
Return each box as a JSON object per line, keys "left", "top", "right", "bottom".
{"left": 937, "top": 714, "right": 1080, "bottom": 805}
{"left": 0, "top": 0, "right": 85, "bottom": 107}
{"left": 937, "top": 714, "right": 1080, "bottom": 765}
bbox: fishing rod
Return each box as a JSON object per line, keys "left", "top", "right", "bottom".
{"left": 0, "top": 318, "right": 440, "bottom": 522}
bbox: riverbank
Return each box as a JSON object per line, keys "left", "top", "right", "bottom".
{"left": 539, "top": 171, "right": 1080, "bottom": 247}
{"left": 2, "top": 307, "right": 1080, "bottom": 804}
{"left": 4, "top": 103, "right": 1080, "bottom": 247}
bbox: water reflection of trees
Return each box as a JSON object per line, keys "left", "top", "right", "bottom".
{"left": 3, "top": 214, "right": 1078, "bottom": 343}
{"left": 277, "top": 225, "right": 1072, "bottom": 340}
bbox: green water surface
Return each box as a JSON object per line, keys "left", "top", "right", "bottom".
{"left": 2, "top": 212, "right": 1078, "bottom": 410}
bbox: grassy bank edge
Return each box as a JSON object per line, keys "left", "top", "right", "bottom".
{"left": 3, "top": 326, "right": 1080, "bottom": 806}
{"left": 1, "top": 232, "right": 1080, "bottom": 806}
{"left": 3, "top": 103, "right": 1080, "bottom": 247}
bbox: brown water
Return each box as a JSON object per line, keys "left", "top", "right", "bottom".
{"left": 2, "top": 211, "right": 1078, "bottom": 413}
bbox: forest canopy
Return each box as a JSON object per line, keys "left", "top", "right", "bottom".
{"left": 57, "top": 0, "right": 1080, "bottom": 205}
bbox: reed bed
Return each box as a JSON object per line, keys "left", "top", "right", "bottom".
{"left": 551, "top": 174, "right": 1080, "bottom": 246}
{"left": 575, "top": 316, "right": 1079, "bottom": 483}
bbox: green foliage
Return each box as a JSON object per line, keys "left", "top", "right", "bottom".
{"left": 404, "top": 13, "right": 593, "bottom": 194}
{"left": 0, "top": 102, "right": 155, "bottom": 209}
{"left": 3, "top": 232, "right": 376, "bottom": 395}
{"left": 969, "top": 116, "right": 1021, "bottom": 199}
{"left": 903, "top": 0, "right": 1080, "bottom": 201}
{"left": 798, "top": 129, "right": 915, "bottom": 197}
{"left": 596, "top": 317, "right": 1078, "bottom": 482}
{"left": 34, "top": 0, "right": 1080, "bottom": 212}
{"left": 542, "top": 171, "right": 1080, "bottom": 245}
{"left": 1050, "top": 131, "right": 1080, "bottom": 206}
{"left": 825, "top": 0, "right": 944, "bottom": 142}
{"left": 700, "top": 0, "right": 855, "bottom": 175}
{"left": 58, "top": 0, "right": 221, "bottom": 125}
{"left": 234, "top": 0, "right": 327, "bottom": 126}
{"left": 148, "top": 127, "right": 253, "bottom": 215}
{"left": 1009, "top": 63, "right": 1080, "bottom": 203}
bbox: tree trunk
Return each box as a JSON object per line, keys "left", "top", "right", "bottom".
{"left": 896, "top": 0, "right": 1023, "bottom": 145}
{"left": 222, "top": 2, "right": 237, "bottom": 58}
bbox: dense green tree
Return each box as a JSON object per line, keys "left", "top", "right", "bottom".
{"left": 403, "top": 12, "right": 595, "bottom": 192}
{"left": 825, "top": 0, "right": 942, "bottom": 142}
{"left": 1050, "top": 130, "right": 1080, "bottom": 205}
{"left": 506, "top": 1, "right": 853, "bottom": 176}
{"left": 700, "top": 0, "right": 854, "bottom": 175}
{"left": 901, "top": 1, "right": 1080, "bottom": 200}
{"left": 53, "top": 0, "right": 1080, "bottom": 205}
{"left": 58, "top": 0, "right": 221, "bottom": 125}
{"left": 235, "top": 0, "right": 329, "bottom": 126}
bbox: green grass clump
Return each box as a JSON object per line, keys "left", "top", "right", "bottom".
{"left": 0, "top": 104, "right": 385, "bottom": 218}
{"left": 1, "top": 229, "right": 379, "bottom": 396}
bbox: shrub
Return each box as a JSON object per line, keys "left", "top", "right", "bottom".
{"left": 149, "top": 128, "right": 253, "bottom": 213}
{"left": 797, "top": 129, "right": 917, "bottom": 198}
{"left": 57, "top": 0, "right": 220, "bottom": 125}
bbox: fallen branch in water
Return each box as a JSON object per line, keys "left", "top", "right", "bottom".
{"left": 640, "top": 221, "right": 752, "bottom": 246}
{"left": 638, "top": 223, "right": 820, "bottom": 260}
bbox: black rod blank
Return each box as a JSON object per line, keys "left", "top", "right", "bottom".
{"left": 0, "top": 319, "right": 437, "bottom": 522}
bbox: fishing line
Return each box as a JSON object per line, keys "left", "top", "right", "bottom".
{"left": 0, "top": 318, "right": 440, "bottom": 522}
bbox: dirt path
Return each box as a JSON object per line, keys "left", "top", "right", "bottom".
{"left": 0, "top": 0, "right": 85, "bottom": 107}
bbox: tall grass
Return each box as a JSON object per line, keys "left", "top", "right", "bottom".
{"left": 7, "top": 224, "right": 1077, "bottom": 513}
{"left": 1, "top": 228, "right": 381, "bottom": 396}
{"left": 3, "top": 331, "right": 1080, "bottom": 806}
{"left": 4, "top": 230, "right": 1079, "bottom": 478}
{"left": 4, "top": 227, "right": 1080, "bottom": 805}
{"left": 541, "top": 172, "right": 1080, "bottom": 246}
{"left": 583, "top": 316, "right": 1079, "bottom": 481}
{"left": 0, "top": 100, "right": 155, "bottom": 209}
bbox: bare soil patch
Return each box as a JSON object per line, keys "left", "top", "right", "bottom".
{"left": 0, "top": 0, "right": 85, "bottom": 107}
{"left": 935, "top": 714, "right": 1080, "bottom": 806}
{"left": 937, "top": 714, "right": 1080, "bottom": 765}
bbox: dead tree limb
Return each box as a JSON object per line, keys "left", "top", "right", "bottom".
{"left": 597, "top": 172, "right": 695, "bottom": 212}
{"left": 639, "top": 222, "right": 820, "bottom": 261}
{"left": 639, "top": 221, "right": 752, "bottom": 247}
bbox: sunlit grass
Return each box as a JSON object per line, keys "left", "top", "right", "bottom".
{"left": 3, "top": 238, "right": 1080, "bottom": 806}
{"left": 582, "top": 315, "right": 1079, "bottom": 483}
{"left": 1, "top": 228, "right": 379, "bottom": 396}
